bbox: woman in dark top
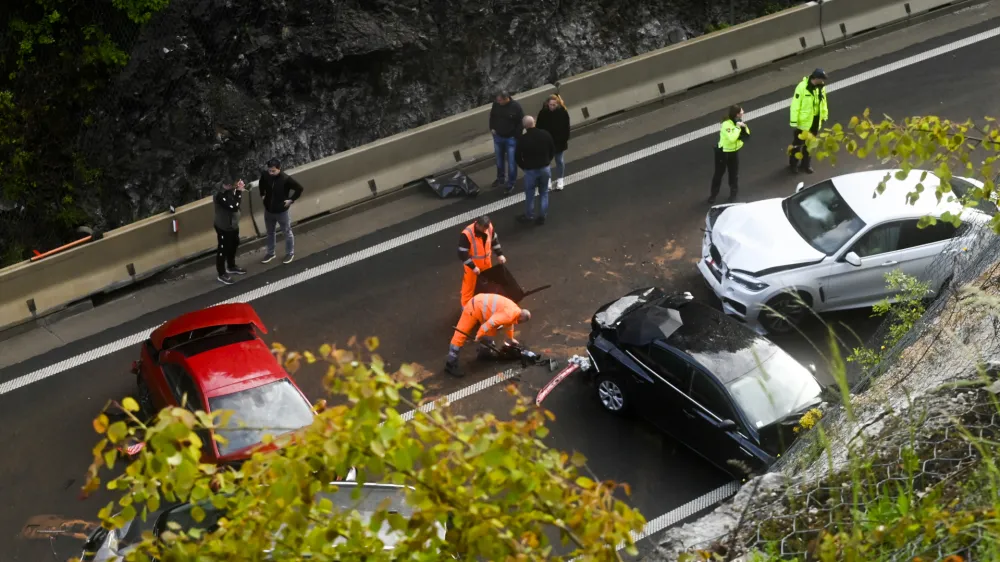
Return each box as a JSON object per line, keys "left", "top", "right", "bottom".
{"left": 536, "top": 94, "right": 571, "bottom": 191}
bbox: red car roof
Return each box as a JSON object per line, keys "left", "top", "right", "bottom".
{"left": 151, "top": 303, "right": 267, "bottom": 350}
{"left": 178, "top": 337, "right": 291, "bottom": 398}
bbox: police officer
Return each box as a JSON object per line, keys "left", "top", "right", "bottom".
{"left": 789, "top": 68, "right": 829, "bottom": 174}
{"left": 708, "top": 104, "right": 750, "bottom": 205}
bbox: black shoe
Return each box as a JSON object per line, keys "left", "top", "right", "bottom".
{"left": 728, "top": 192, "right": 739, "bottom": 202}
{"left": 789, "top": 164, "right": 799, "bottom": 174}
{"left": 707, "top": 196, "right": 717, "bottom": 205}
{"left": 217, "top": 274, "right": 235, "bottom": 285}
{"left": 535, "top": 216, "right": 546, "bottom": 225}
{"left": 503, "top": 185, "right": 515, "bottom": 196}
{"left": 227, "top": 266, "right": 247, "bottom": 275}
{"left": 800, "top": 166, "right": 815, "bottom": 174}
{"left": 517, "top": 214, "right": 534, "bottom": 224}
{"left": 444, "top": 360, "right": 464, "bottom": 377}
{"left": 492, "top": 179, "right": 503, "bottom": 188}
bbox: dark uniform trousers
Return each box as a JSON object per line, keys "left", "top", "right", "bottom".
{"left": 215, "top": 227, "right": 240, "bottom": 276}
{"left": 789, "top": 116, "right": 821, "bottom": 169}
{"left": 710, "top": 147, "right": 740, "bottom": 199}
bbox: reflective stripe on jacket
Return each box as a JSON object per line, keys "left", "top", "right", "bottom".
{"left": 464, "top": 293, "right": 520, "bottom": 340}
{"left": 789, "top": 76, "right": 829, "bottom": 130}
{"left": 459, "top": 223, "right": 495, "bottom": 270}
{"left": 718, "top": 119, "right": 749, "bottom": 152}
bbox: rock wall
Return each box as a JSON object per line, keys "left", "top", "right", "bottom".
{"left": 79, "top": 0, "right": 801, "bottom": 227}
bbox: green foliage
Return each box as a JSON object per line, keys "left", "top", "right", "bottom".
{"left": 847, "top": 270, "right": 932, "bottom": 371}
{"left": 806, "top": 110, "right": 1000, "bottom": 233}
{"left": 0, "top": 0, "right": 169, "bottom": 265}
{"left": 81, "top": 339, "right": 646, "bottom": 561}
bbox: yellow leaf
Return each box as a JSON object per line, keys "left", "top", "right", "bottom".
{"left": 303, "top": 351, "right": 317, "bottom": 364}
{"left": 365, "top": 336, "right": 380, "bottom": 351}
{"left": 121, "top": 401, "right": 142, "bottom": 420}
{"left": 93, "top": 414, "right": 110, "bottom": 434}
{"left": 575, "top": 476, "right": 595, "bottom": 489}
{"left": 319, "top": 344, "right": 332, "bottom": 358}
{"left": 272, "top": 342, "right": 286, "bottom": 353}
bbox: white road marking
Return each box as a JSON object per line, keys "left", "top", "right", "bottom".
{"left": 2, "top": 23, "right": 998, "bottom": 401}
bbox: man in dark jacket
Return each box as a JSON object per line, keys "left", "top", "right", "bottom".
{"left": 213, "top": 179, "right": 247, "bottom": 285}
{"left": 536, "top": 95, "right": 571, "bottom": 191}
{"left": 258, "top": 158, "right": 304, "bottom": 265}
{"left": 515, "top": 116, "right": 556, "bottom": 225}
{"left": 489, "top": 91, "right": 524, "bottom": 194}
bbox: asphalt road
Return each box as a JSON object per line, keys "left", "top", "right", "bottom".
{"left": 5, "top": 17, "right": 1000, "bottom": 560}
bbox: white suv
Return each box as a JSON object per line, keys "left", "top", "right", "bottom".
{"left": 696, "top": 169, "right": 991, "bottom": 334}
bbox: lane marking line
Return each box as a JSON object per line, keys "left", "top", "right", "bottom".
{"left": 2, "top": 23, "right": 999, "bottom": 398}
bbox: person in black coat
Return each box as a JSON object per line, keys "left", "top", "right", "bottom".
{"left": 489, "top": 91, "right": 525, "bottom": 193}
{"left": 536, "top": 94, "right": 571, "bottom": 191}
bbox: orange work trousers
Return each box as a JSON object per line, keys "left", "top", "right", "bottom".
{"left": 450, "top": 307, "right": 481, "bottom": 348}
{"left": 460, "top": 259, "right": 491, "bottom": 307}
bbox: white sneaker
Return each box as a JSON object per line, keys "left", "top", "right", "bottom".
{"left": 556, "top": 178, "right": 565, "bottom": 190}
{"left": 548, "top": 178, "right": 552, "bottom": 190}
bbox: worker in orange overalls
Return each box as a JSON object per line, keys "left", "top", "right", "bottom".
{"left": 458, "top": 215, "right": 506, "bottom": 308}
{"left": 445, "top": 293, "right": 531, "bottom": 377}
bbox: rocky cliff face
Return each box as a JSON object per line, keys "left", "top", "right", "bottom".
{"left": 81, "top": 0, "right": 800, "bottom": 226}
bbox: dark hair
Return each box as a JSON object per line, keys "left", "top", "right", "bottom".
{"left": 267, "top": 158, "right": 281, "bottom": 169}
{"left": 725, "top": 105, "right": 743, "bottom": 123}
{"left": 495, "top": 91, "right": 510, "bottom": 101}
{"left": 475, "top": 215, "right": 491, "bottom": 228}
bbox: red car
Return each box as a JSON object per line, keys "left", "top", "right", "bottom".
{"left": 127, "top": 303, "right": 317, "bottom": 465}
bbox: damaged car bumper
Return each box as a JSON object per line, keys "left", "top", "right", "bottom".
{"left": 697, "top": 207, "right": 768, "bottom": 329}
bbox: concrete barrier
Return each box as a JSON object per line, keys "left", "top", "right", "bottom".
{"left": 248, "top": 84, "right": 557, "bottom": 231}
{"left": 818, "top": 0, "right": 953, "bottom": 42}
{"left": 556, "top": 3, "right": 825, "bottom": 127}
{"left": 0, "top": 190, "right": 259, "bottom": 329}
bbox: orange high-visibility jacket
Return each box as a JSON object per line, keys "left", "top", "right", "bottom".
{"left": 459, "top": 222, "right": 496, "bottom": 271}
{"left": 467, "top": 293, "right": 521, "bottom": 340}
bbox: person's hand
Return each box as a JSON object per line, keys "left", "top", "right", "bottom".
{"left": 236, "top": 179, "right": 246, "bottom": 190}
{"left": 737, "top": 121, "right": 746, "bottom": 128}
{"left": 473, "top": 267, "right": 481, "bottom": 275}
{"left": 498, "top": 255, "right": 506, "bottom": 264}
{"left": 490, "top": 129, "right": 496, "bottom": 136}
{"left": 283, "top": 199, "right": 292, "bottom": 207}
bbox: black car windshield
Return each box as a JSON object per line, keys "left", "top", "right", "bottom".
{"left": 208, "top": 378, "right": 314, "bottom": 457}
{"left": 724, "top": 348, "right": 822, "bottom": 429}
{"left": 783, "top": 180, "right": 866, "bottom": 255}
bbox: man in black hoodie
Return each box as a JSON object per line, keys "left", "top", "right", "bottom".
{"left": 515, "top": 116, "right": 556, "bottom": 225}
{"left": 258, "top": 158, "right": 304, "bottom": 265}
{"left": 213, "top": 179, "right": 247, "bottom": 285}
{"left": 489, "top": 91, "right": 524, "bottom": 194}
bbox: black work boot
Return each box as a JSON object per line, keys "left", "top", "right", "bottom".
{"left": 444, "top": 359, "right": 464, "bottom": 378}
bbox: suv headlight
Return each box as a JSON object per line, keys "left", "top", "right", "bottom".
{"left": 726, "top": 272, "right": 769, "bottom": 292}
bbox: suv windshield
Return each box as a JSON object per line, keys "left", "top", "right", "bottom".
{"left": 725, "top": 347, "right": 822, "bottom": 429}
{"left": 783, "top": 180, "right": 866, "bottom": 255}
{"left": 208, "top": 379, "right": 315, "bottom": 457}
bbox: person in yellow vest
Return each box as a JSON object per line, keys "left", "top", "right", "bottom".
{"left": 788, "top": 68, "right": 829, "bottom": 174}
{"left": 708, "top": 105, "right": 750, "bottom": 205}
{"left": 457, "top": 215, "right": 506, "bottom": 308}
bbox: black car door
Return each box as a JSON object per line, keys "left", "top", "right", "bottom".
{"left": 627, "top": 343, "right": 694, "bottom": 436}
{"left": 683, "top": 369, "right": 760, "bottom": 477}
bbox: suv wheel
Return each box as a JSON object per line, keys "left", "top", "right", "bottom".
{"left": 596, "top": 374, "right": 629, "bottom": 414}
{"left": 760, "top": 293, "right": 808, "bottom": 334}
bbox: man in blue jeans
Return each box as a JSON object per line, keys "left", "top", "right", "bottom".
{"left": 489, "top": 91, "right": 524, "bottom": 194}
{"left": 515, "top": 116, "right": 556, "bottom": 225}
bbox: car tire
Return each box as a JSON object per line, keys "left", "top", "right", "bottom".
{"left": 595, "top": 373, "right": 629, "bottom": 414}
{"left": 760, "top": 293, "right": 809, "bottom": 334}
{"left": 136, "top": 375, "right": 154, "bottom": 419}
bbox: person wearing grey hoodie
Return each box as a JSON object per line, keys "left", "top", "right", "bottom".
{"left": 213, "top": 179, "right": 247, "bottom": 285}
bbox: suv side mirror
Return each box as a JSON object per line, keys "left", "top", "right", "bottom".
{"left": 795, "top": 181, "right": 805, "bottom": 193}
{"left": 844, "top": 251, "right": 862, "bottom": 267}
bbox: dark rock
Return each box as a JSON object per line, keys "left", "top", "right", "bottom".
{"left": 77, "top": 0, "right": 803, "bottom": 227}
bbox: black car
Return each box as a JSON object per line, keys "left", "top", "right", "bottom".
{"left": 585, "top": 287, "right": 825, "bottom": 479}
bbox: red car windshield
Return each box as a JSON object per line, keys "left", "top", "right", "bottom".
{"left": 208, "top": 379, "right": 315, "bottom": 457}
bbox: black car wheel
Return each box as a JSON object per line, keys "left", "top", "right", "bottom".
{"left": 760, "top": 293, "right": 808, "bottom": 334}
{"left": 136, "top": 375, "right": 154, "bottom": 418}
{"left": 596, "top": 374, "right": 628, "bottom": 414}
